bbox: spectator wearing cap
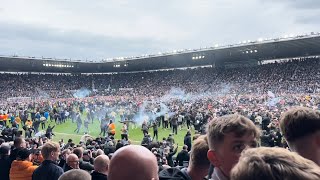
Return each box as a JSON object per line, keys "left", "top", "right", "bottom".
{"left": 10, "top": 148, "right": 38, "bottom": 180}
{"left": 0, "top": 145, "right": 11, "bottom": 180}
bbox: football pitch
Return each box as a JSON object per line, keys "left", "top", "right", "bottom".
{"left": 49, "top": 115, "right": 195, "bottom": 149}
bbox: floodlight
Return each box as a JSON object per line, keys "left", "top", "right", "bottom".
{"left": 254, "top": 50, "right": 258, "bottom": 53}
{"left": 202, "top": 56, "right": 205, "bottom": 58}
{"left": 246, "top": 51, "right": 249, "bottom": 54}
{"left": 250, "top": 50, "right": 253, "bottom": 53}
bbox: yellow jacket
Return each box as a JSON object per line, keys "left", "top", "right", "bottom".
{"left": 10, "top": 160, "right": 38, "bottom": 180}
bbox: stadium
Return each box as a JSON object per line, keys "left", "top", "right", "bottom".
{"left": 1, "top": 1, "right": 320, "bottom": 180}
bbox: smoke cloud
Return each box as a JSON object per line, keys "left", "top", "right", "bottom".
{"left": 73, "top": 88, "right": 91, "bottom": 98}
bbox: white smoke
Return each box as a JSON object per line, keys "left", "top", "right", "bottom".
{"left": 131, "top": 83, "right": 234, "bottom": 125}
{"left": 35, "top": 87, "right": 51, "bottom": 99}
{"left": 73, "top": 88, "right": 91, "bottom": 98}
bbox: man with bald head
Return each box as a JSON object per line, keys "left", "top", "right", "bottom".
{"left": 63, "top": 154, "right": 79, "bottom": 172}
{"left": 108, "top": 145, "right": 159, "bottom": 180}
{"left": 91, "top": 155, "right": 110, "bottom": 180}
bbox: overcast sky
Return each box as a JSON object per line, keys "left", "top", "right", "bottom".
{"left": 0, "top": 0, "right": 319, "bottom": 61}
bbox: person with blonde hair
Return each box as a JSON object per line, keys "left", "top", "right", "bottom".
{"left": 32, "top": 142, "right": 63, "bottom": 180}
{"left": 230, "top": 147, "right": 320, "bottom": 180}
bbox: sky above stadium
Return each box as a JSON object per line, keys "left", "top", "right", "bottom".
{"left": 0, "top": 0, "right": 319, "bottom": 61}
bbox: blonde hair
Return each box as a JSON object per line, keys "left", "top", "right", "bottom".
{"left": 231, "top": 147, "right": 320, "bottom": 180}
{"left": 206, "top": 114, "right": 260, "bottom": 149}
{"left": 41, "top": 142, "right": 60, "bottom": 159}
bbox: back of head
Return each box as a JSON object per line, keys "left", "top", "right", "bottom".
{"left": 14, "top": 137, "right": 26, "bottom": 149}
{"left": 206, "top": 114, "right": 260, "bottom": 149}
{"left": 189, "top": 135, "right": 210, "bottom": 169}
{"left": 58, "top": 169, "right": 91, "bottom": 180}
{"left": 41, "top": 142, "right": 59, "bottom": 160}
{"left": 108, "top": 145, "right": 159, "bottom": 180}
{"left": 183, "top": 145, "right": 188, "bottom": 151}
{"left": 17, "top": 148, "right": 31, "bottom": 161}
{"left": 96, "top": 149, "right": 104, "bottom": 156}
{"left": 94, "top": 155, "right": 110, "bottom": 174}
{"left": 280, "top": 107, "right": 320, "bottom": 143}
{"left": 73, "top": 147, "right": 83, "bottom": 159}
{"left": 0, "top": 145, "right": 10, "bottom": 156}
{"left": 230, "top": 147, "right": 320, "bottom": 180}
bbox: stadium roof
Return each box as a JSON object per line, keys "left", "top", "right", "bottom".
{"left": 1, "top": 33, "right": 320, "bottom": 73}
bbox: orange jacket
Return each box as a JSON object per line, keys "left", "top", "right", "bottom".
{"left": 109, "top": 123, "right": 116, "bottom": 134}
{"left": 15, "top": 117, "right": 21, "bottom": 124}
{"left": 10, "top": 160, "right": 38, "bottom": 180}
{"left": 26, "top": 120, "right": 33, "bottom": 128}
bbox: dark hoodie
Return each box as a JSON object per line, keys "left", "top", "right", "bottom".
{"left": 91, "top": 171, "right": 108, "bottom": 180}
{"left": 159, "top": 167, "right": 191, "bottom": 180}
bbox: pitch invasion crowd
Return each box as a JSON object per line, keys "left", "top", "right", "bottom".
{"left": 0, "top": 57, "right": 320, "bottom": 180}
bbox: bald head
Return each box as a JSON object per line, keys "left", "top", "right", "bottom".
{"left": 58, "top": 169, "right": 91, "bottom": 180}
{"left": 94, "top": 155, "right": 110, "bottom": 175}
{"left": 96, "top": 149, "right": 104, "bottom": 156}
{"left": 67, "top": 153, "right": 79, "bottom": 169}
{"left": 108, "top": 145, "right": 159, "bottom": 180}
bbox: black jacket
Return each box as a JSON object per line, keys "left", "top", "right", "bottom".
{"left": 91, "top": 171, "right": 108, "bottom": 180}
{"left": 184, "top": 135, "right": 192, "bottom": 152}
{"left": 176, "top": 150, "right": 190, "bottom": 167}
{"left": 0, "top": 155, "right": 11, "bottom": 180}
{"left": 32, "top": 160, "right": 64, "bottom": 180}
{"left": 9, "top": 148, "right": 21, "bottom": 164}
{"left": 58, "top": 159, "right": 66, "bottom": 168}
{"left": 79, "top": 159, "right": 94, "bottom": 171}
{"left": 63, "top": 163, "right": 72, "bottom": 172}
{"left": 159, "top": 167, "right": 191, "bottom": 180}
{"left": 166, "top": 146, "right": 178, "bottom": 167}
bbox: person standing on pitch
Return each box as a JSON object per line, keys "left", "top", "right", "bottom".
{"left": 84, "top": 117, "right": 89, "bottom": 134}
{"left": 74, "top": 112, "right": 82, "bottom": 134}
{"left": 99, "top": 118, "right": 109, "bottom": 137}
{"left": 151, "top": 121, "right": 158, "bottom": 141}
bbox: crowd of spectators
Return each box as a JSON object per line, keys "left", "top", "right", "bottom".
{"left": 0, "top": 57, "right": 320, "bottom": 179}
{"left": 0, "top": 57, "right": 319, "bottom": 100}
